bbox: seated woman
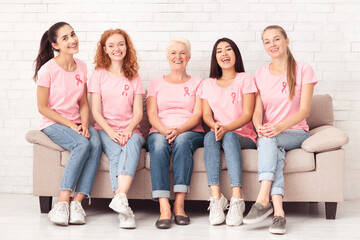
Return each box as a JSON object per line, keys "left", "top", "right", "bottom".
{"left": 201, "top": 38, "right": 257, "bottom": 226}
{"left": 146, "top": 37, "right": 204, "bottom": 229}
{"left": 243, "top": 25, "right": 317, "bottom": 235}
{"left": 89, "top": 29, "right": 145, "bottom": 229}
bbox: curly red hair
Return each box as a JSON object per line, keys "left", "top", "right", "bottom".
{"left": 94, "top": 29, "right": 139, "bottom": 80}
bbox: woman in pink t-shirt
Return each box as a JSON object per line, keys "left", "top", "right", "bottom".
{"left": 145, "top": 37, "right": 204, "bottom": 229}
{"left": 243, "top": 26, "right": 317, "bottom": 235}
{"left": 33, "top": 22, "right": 102, "bottom": 226}
{"left": 201, "top": 38, "right": 257, "bottom": 226}
{"left": 89, "top": 29, "right": 145, "bottom": 229}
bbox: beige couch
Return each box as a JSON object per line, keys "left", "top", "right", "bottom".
{"left": 26, "top": 94, "right": 349, "bottom": 219}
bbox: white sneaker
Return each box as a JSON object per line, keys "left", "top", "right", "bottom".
{"left": 69, "top": 201, "right": 86, "bottom": 225}
{"left": 207, "top": 194, "right": 228, "bottom": 225}
{"left": 109, "top": 193, "right": 130, "bottom": 215}
{"left": 48, "top": 201, "right": 69, "bottom": 226}
{"left": 226, "top": 197, "right": 245, "bottom": 226}
{"left": 118, "top": 207, "right": 136, "bottom": 229}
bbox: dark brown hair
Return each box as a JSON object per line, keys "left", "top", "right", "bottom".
{"left": 209, "top": 38, "right": 245, "bottom": 79}
{"left": 33, "top": 22, "right": 71, "bottom": 82}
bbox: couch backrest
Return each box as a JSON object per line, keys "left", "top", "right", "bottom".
{"left": 307, "top": 94, "right": 334, "bottom": 130}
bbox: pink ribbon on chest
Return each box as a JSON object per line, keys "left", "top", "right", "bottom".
{"left": 231, "top": 92, "right": 236, "bottom": 104}
{"left": 282, "top": 82, "right": 287, "bottom": 93}
{"left": 184, "top": 87, "right": 190, "bottom": 97}
{"left": 75, "top": 74, "right": 83, "bottom": 86}
{"left": 122, "top": 84, "right": 130, "bottom": 96}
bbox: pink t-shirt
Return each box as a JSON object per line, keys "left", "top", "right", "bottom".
{"left": 146, "top": 76, "right": 204, "bottom": 134}
{"left": 37, "top": 58, "right": 86, "bottom": 130}
{"left": 200, "top": 72, "right": 258, "bottom": 143}
{"left": 88, "top": 69, "right": 145, "bottom": 134}
{"left": 254, "top": 61, "right": 318, "bottom": 131}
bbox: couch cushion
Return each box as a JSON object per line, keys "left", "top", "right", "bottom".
{"left": 61, "top": 148, "right": 146, "bottom": 172}
{"left": 302, "top": 125, "right": 349, "bottom": 153}
{"left": 145, "top": 148, "right": 315, "bottom": 174}
{"left": 306, "top": 94, "right": 334, "bottom": 130}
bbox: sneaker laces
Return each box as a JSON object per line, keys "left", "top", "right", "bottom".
{"left": 249, "top": 203, "right": 263, "bottom": 214}
{"left": 53, "top": 202, "right": 69, "bottom": 216}
{"left": 226, "top": 199, "right": 241, "bottom": 215}
{"left": 207, "top": 197, "right": 227, "bottom": 215}
{"left": 72, "top": 201, "right": 86, "bottom": 216}
{"left": 272, "top": 216, "right": 285, "bottom": 225}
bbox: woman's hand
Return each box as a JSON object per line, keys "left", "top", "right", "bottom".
{"left": 166, "top": 127, "right": 182, "bottom": 144}
{"left": 78, "top": 124, "right": 90, "bottom": 138}
{"left": 258, "top": 123, "right": 284, "bottom": 138}
{"left": 214, "top": 122, "right": 228, "bottom": 141}
{"left": 69, "top": 123, "right": 82, "bottom": 135}
{"left": 118, "top": 129, "right": 133, "bottom": 146}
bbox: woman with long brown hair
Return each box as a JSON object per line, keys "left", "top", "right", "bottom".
{"left": 89, "top": 29, "right": 145, "bottom": 229}
{"left": 243, "top": 25, "right": 317, "bottom": 234}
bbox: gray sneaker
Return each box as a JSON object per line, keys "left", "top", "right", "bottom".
{"left": 269, "top": 216, "right": 286, "bottom": 234}
{"left": 243, "top": 202, "right": 273, "bottom": 224}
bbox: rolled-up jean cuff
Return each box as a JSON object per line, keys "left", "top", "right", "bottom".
{"left": 208, "top": 182, "right": 220, "bottom": 187}
{"left": 174, "top": 185, "right": 189, "bottom": 193}
{"left": 118, "top": 172, "right": 135, "bottom": 178}
{"left": 270, "top": 187, "right": 284, "bottom": 197}
{"left": 152, "top": 190, "right": 170, "bottom": 199}
{"left": 230, "top": 183, "right": 242, "bottom": 188}
{"left": 258, "top": 172, "right": 275, "bottom": 182}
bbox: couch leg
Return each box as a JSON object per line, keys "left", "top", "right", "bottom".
{"left": 325, "top": 202, "right": 337, "bottom": 219}
{"left": 39, "top": 196, "right": 52, "bottom": 213}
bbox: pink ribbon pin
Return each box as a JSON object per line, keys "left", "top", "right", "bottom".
{"left": 231, "top": 92, "right": 236, "bottom": 104}
{"left": 184, "top": 87, "right": 190, "bottom": 97}
{"left": 75, "top": 74, "right": 83, "bottom": 86}
{"left": 282, "top": 82, "right": 287, "bottom": 93}
{"left": 122, "top": 84, "right": 130, "bottom": 96}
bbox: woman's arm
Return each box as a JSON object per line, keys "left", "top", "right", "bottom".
{"left": 252, "top": 93, "right": 264, "bottom": 136}
{"left": 78, "top": 84, "right": 90, "bottom": 138}
{"left": 37, "top": 86, "right": 81, "bottom": 134}
{"left": 260, "top": 83, "right": 315, "bottom": 138}
{"left": 216, "top": 93, "right": 255, "bottom": 140}
{"left": 147, "top": 96, "right": 169, "bottom": 136}
{"left": 119, "top": 94, "right": 143, "bottom": 145}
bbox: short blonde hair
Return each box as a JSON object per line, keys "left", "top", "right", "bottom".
{"left": 166, "top": 37, "right": 191, "bottom": 56}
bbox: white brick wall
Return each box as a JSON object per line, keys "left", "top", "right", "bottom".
{"left": 0, "top": 0, "right": 359, "bottom": 199}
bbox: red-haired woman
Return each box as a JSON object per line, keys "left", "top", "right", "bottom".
{"left": 89, "top": 29, "right": 145, "bottom": 229}
{"left": 243, "top": 25, "right": 317, "bottom": 235}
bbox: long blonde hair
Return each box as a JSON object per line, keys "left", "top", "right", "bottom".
{"left": 262, "top": 25, "right": 296, "bottom": 100}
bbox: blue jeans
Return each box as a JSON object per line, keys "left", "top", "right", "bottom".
{"left": 42, "top": 124, "right": 102, "bottom": 197}
{"left": 204, "top": 131, "right": 256, "bottom": 188}
{"left": 145, "top": 131, "right": 204, "bottom": 199}
{"left": 257, "top": 129, "right": 310, "bottom": 197}
{"left": 98, "top": 130, "right": 144, "bottom": 192}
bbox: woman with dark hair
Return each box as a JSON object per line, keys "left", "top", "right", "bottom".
{"left": 89, "top": 29, "right": 145, "bottom": 229}
{"left": 201, "top": 38, "right": 257, "bottom": 226}
{"left": 33, "top": 22, "right": 102, "bottom": 226}
{"left": 243, "top": 25, "right": 317, "bottom": 235}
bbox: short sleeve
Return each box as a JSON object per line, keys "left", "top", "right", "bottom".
{"left": 146, "top": 78, "right": 157, "bottom": 98}
{"left": 88, "top": 70, "right": 101, "bottom": 94}
{"left": 133, "top": 75, "right": 145, "bottom": 95}
{"left": 301, "top": 63, "right": 318, "bottom": 86}
{"left": 37, "top": 67, "right": 51, "bottom": 88}
{"left": 195, "top": 79, "right": 204, "bottom": 97}
{"left": 241, "top": 73, "right": 258, "bottom": 95}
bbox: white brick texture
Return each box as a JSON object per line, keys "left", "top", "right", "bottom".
{"left": 0, "top": 0, "right": 359, "bottom": 200}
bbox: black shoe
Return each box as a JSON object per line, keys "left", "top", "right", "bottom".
{"left": 174, "top": 215, "right": 190, "bottom": 225}
{"left": 155, "top": 219, "right": 172, "bottom": 229}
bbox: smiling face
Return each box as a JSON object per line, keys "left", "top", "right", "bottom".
{"left": 104, "top": 33, "right": 127, "bottom": 63}
{"left": 215, "top": 41, "right": 236, "bottom": 71}
{"left": 166, "top": 41, "right": 190, "bottom": 71}
{"left": 51, "top": 25, "right": 79, "bottom": 55}
{"left": 262, "top": 28, "right": 289, "bottom": 59}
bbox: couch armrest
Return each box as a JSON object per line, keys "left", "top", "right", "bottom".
{"left": 301, "top": 125, "right": 349, "bottom": 153}
{"left": 25, "top": 130, "right": 65, "bottom": 151}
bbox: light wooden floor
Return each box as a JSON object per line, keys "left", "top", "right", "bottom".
{"left": 1, "top": 193, "right": 360, "bottom": 240}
